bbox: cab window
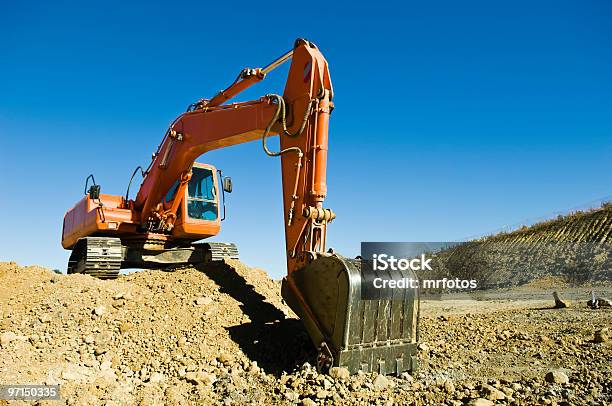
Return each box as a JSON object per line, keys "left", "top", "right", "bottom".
{"left": 187, "top": 167, "right": 218, "bottom": 221}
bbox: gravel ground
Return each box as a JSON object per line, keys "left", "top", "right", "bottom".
{"left": 0, "top": 260, "right": 610, "bottom": 405}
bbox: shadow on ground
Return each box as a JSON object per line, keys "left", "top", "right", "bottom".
{"left": 196, "top": 261, "right": 315, "bottom": 375}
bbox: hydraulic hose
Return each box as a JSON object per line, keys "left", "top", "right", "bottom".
{"left": 262, "top": 94, "right": 314, "bottom": 226}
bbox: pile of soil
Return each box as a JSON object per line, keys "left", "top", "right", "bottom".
{"left": 0, "top": 260, "right": 610, "bottom": 405}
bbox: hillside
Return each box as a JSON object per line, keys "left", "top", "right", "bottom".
{"left": 429, "top": 205, "right": 611, "bottom": 289}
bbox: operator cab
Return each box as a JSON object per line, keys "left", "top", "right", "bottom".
{"left": 164, "top": 162, "right": 232, "bottom": 239}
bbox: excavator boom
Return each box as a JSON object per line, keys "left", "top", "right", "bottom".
{"left": 61, "top": 39, "right": 418, "bottom": 375}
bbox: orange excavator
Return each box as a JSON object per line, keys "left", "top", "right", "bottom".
{"left": 61, "top": 39, "right": 419, "bottom": 375}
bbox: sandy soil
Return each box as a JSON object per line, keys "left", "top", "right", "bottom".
{"left": 0, "top": 260, "right": 610, "bottom": 405}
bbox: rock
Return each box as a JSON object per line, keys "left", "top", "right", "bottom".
{"left": 598, "top": 297, "right": 611, "bottom": 307}
{"left": 98, "top": 367, "right": 117, "bottom": 383}
{"left": 39, "top": 314, "right": 52, "bottom": 323}
{"left": 418, "top": 342, "right": 430, "bottom": 352}
{"left": 329, "top": 366, "right": 350, "bottom": 381}
{"left": 594, "top": 328, "right": 608, "bottom": 343}
{"left": 552, "top": 292, "right": 568, "bottom": 308}
{"left": 587, "top": 292, "right": 610, "bottom": 308}
{"left": 218, "top": 352, "right": 233, "bottom": 365}
{"left": 443, "top": 380, "right": 455, "bottom": 394}
{"left": 28, "top": 334, "right": 40, "bottom": 345}
{"left": 119, "top": 322, "right": 131, "bottom": 334}
{"left": 545, "top": 371, "right": 569, "bottom": 384}
{"left": 349, "top": 379, "right": 363, "bottom": 391}
{"left": 290, "top": 377, "right": 304, "bottom": 389}
{"left": 400, "top": 372, "right": 414, "bottom": 382}
{"left": 301, "top": 399, "right": 316, "bottom": 406}
{"left": 184, "top": 371, "right": 199, "bottom": 385}
{"left": 247, "top": 361, "right": 260, "bottom": 374}
{"left": 0, "top": 331, "right": 18, "bottom": 346}
{"left": 94, "top": 345, "right": 107, "bottom": 356}
{"left": 285, "top": 391, "right": 300, "bottom": 402}
{"left": 149, "top": 372, "right": 165, "bottom": 383}
{"left": 112, "top": 299, "right": 126, "bottom": 308}
{"left": 482, "top": 384, "right": 505, "bottom": 400}
{"left": 373, "top": 374, "right": 391, "bottom": 390}
{"left": 195, "top": 297, "right": 213, "bottom": 306}
{"left": 93, "top": 306, "right": 106, "bottom": 316}
{"left": 191, "top": 371, "right": 216, "bottom": 386}
{"left": 83, "top": 334, "right": 95, "bottom": 344}
{"left": 315, "top": 389, "right": 329, "bottom": 399}
{"left": 61, "top": 364, "right": 91, "bottom": 382}
{"left": 113, "top": 291, "right": 132, "bottom": 300}
{"left": 468, "top": 399, "right": 494, "bottom": 406}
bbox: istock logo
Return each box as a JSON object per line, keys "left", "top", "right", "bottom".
{"left": 373, "top": 253, "right": 433, "bottom": 271}
{"left": 360, "top": 242, "right": 480, "bottom": 300}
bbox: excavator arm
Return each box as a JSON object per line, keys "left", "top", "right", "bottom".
{"left": 134, "top": 39, "right": 335, "bottom": 278}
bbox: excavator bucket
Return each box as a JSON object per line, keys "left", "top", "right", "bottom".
{"left": 281, "top": 254, "right": 419, "bottom": 375}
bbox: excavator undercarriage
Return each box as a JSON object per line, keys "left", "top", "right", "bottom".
{"left": 67, "top": 237, "right": 238, "bottom": 279}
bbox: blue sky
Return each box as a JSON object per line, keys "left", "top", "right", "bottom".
{"left": 1, "top": 1, "right": 610, "bottom": 278}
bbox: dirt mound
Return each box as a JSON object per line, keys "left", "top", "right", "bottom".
{"left": 1, "top": 261, "right": 610, "bottom": 405}
{"left": 0, "top": 260, "right": 311, "bottom": 404}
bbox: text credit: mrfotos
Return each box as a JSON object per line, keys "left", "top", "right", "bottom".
{"left": 360, "top": 242, "right": 479, "bottom": 300}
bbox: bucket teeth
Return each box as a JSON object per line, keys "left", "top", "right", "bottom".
{"left": 281, "top": 254, "right": 419, "bottom": 375}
